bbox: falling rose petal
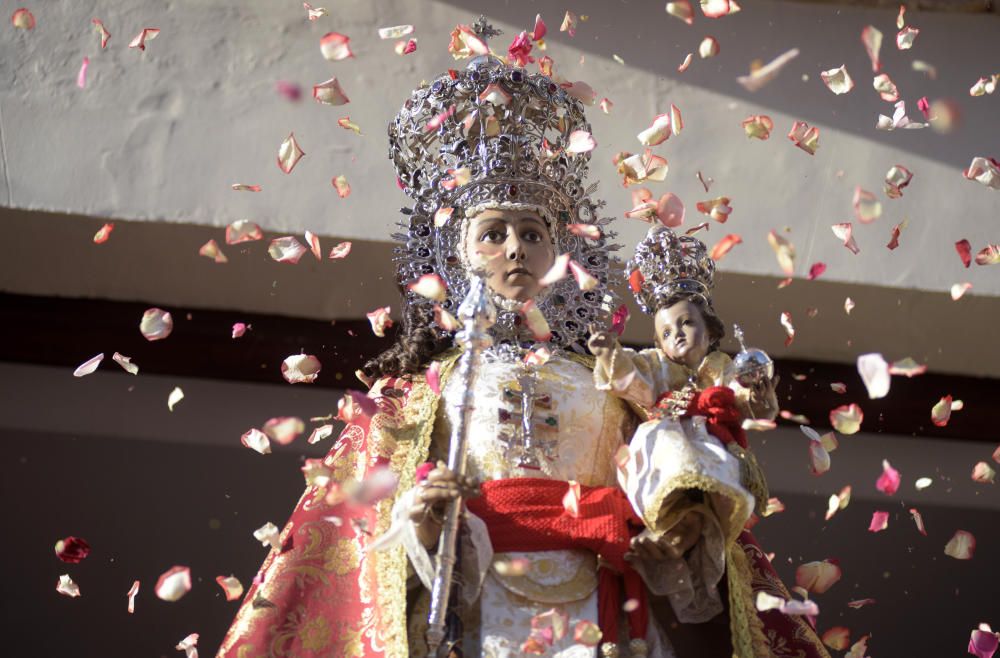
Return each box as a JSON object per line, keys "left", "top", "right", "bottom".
{"left": 366, "top": 306, "right": 393, "bottom": 338}
{"left": 906, "top": 507, "right": 929, "bottom": 536}
{"left": 175, "top": 634, "right": 199, "bottom": 658}
{"left": 73, "top": 353, "right": 104, "bottom": 378}
{"left": 736, "top": 48, "right": 800, "bottom": 92}
{"left": 853, "top": 187, "right": 882, "bottom": 224}
{"left": 678, "top": 53, "right": 694, "bottom": 73}
{"left": 599, "top": 97, "right": 614, "bottom": 114}
{"left": 615, "top": 149, "right": 669, "bottom": 186}
{"left": 321, "top": 241, "right": 351, "bottom": 262}
{"left": 930, "top": 394, "right": 953, "bottom": 426}
{"left": 861, "top": 25, "right": 883, "bottom": 72}
{"left": 807, "top": 262, "right": 826, "bottom": 280}
{"left": 126, "top": 580, "right": 139, "bottom": 613}
{"left": 847, "top": 599, "right": 875, "bottom": 609}
{"left": 832, "top": 223, "right": 860, "bottom": 255}
{"left": 229, "top": 323, "right": 248, "bottom": 340}
{"left": 821, "top": 65, "right": 854, "bottom": 95}
{"left": 449, "top": 23, "right": 490, "bottom": 57}
{"left": 336, "top": 391, "right": 378, "bottom": 425}
{"left": 568, "top": 223, "right": 602, "bottom": 240}
{"left": 951, "top": 282, "right": 972, "bottom": 301}
{"left": 970, "top": 75, "right": 999, "bottom": 97}
{"left": 569, "top": 260, "right": 599, "bottom": 291}
{"left": 93, "top": 222, "right": 114, "bottom": 244}
{"left": 337, "top": 116, "right": 363, "bottom": 136}
{"left": 763, "top": 497, "right": 785, "bottom": 516}
{"left": 884, "top": 165, "right": 913, "bottom": 199}
{"left": 970, "top": 625, "right": 1000, "bottom": 658}
{"left": 57, "top": 574, "right": 80, "bottom": 597}
{"left": 566, "top": 130, "right": 597, "bottom": 155}
{"left": 262, "top": 417, "right": 305, "bottom": 446}
{"left": 831, "top": 382, "right": 847, "bottom": 394}
{"left": 55, "top": 536, "right": 91, "bottom": 563}
{"left": 781, "top": 410, "right": 811, "bottom": 424}
{"left": 876, "top": 459, "right": 901, "bottom": 495}
{"left": 12, "top": 8, "right": 35, "bottom": 29}
{"left": 268, "top": 236, "right": 307, "bottom": 264}
{"left": 253, "top": 522, "right": 281, "bottom": 550}
{"left": 303, "top": 3, "right": 328, "bottom": 20}
{"left": 408, "top": 274, "right": 447, "bottom": 302}
{"left": 313, "top": 77, "right": 350, "bottom": 105}
{"left": 560, "top": 10, "right": 578, "bottom": 36}
{"left": 944, "top": 529, "right": 976, "bottom": 560}
{"left": 873, "top": 73, "right": 900, "bottom": 102}
{"left": 666, "top": 1, "right": 695, "bottom": 24}
{"left": 281, "top": 354, "right": 322, "bottom": 384}
{"left": 378, "top": 24, "right": 414, "bottom": 39}
{"left": 976, "top": 244, "right": 1000, "bottom": 266}
{"left": 755, "top": 591, "right": 785, "bottom": 612}
{"left": 394, "top": 38, "right": 418, "bottom": 55}
{"left": 700, "top": 0, "right": 733, "bottom": 17}
{"left": 230, "top": 183, "right": 261, "bottom": 193}
{"left": 788, "top": 121, "right": 820, "bottom": 155}
{"left": 963, "top": 156, "right": 1000, "bottom": 190}
{"left": 686, "top": 222, "right": 711, "bottom": 236}
{"left": 742, "top": 418, "right": 776, "bottom": 432}
{"left": 886, "top": 222, "right": 904, "bottom": 250}
{"left": 825, "top": 485, "right": 852, "bottom": 521}
{"left": 540, "top": 253, "right": 571, "bottom": 286}
{"left": 330, "top": 174, "right": 352, "bottom": 198}
{"left": 710, "top": 234, "right": 742, "bottom": 261}
{"left": 780, "top": 312, "right": 795, "bottom": 347}
{"left": 424, "top": 361, "right": 443, "bottom": 395}
{"left": 696, "top": 196, "right": 732, "bottom": 223}
{"left": 128, "top": 28, "right": 160, "bottom": 51}
{"left": 521, "top": 299, "right": 552, "bottom": 341}
{"left": 301, "top": 231, "right": 321, "bottom": 261}
{"left": 562, "top": 480, "right": 582, "bottom": 518}
{"left": 167, "top": 387, "right": 184, "bottom": 412}
{"left": 742, "top": 115, "right": 773, "bottom": 140}
{"left": 972, "top": 461, "right": 995, "bottom": 484}
{"left": 241, "top": 428, "right": 271, "bottom": 455}
{"left": 638, "top": 114, "right": 673, "bottom": 147}
{"left": 896, "top": 26, "right": 919, "bottom": 50}
{"left": 955, "top": 240, "right": 973, "bottom": 268}
{"left": 140, "top": 308, "right": 173, "bottom": 341}
{"left": 320, "top": 32, "right": 353, "bottom": 60}
{"left": 77, "top": 57, "right": 89, "bottom": 89}
{"left": 830, "top": 404, "right": 863, "bottom": 434}
{"left": 868, "top": 510, "right": 889, "bottom": 533}
{"left": 434, "top": 305, "right": 461, "bottom": 332}
{"left": 795, "top": 559, "right": 842, "bottom": 594}
{"left": 573, "top": 620, "right": 603, "bottom": 647}
{"left": 768, "top": 230, "right": 796, "bottom": 276}
{"left": 198, "top": 239, "right": 228, "bottom": 264}
{"left": 277, "top": 133, "right": 306, "bottom": 174}
{"left": 822, "top": 627, "right": 851, "bottom": 651}
{"left": 857, "top": 353, "right": 890, "bottom": 399}
{"left": 698, "top": 36, "right": 720, "bottom": 59}
{"left": 890, "top": 358, "right": 926, "bottom": 378}
{"left": 155, "top": 566, "right": 192, "bottom": 602}
{"left": 225, "top": 219, "right": 262, "bottom": 244}
{"left": 531, "top": 13, "right": 547, "bottom": 40}
{"left": 306, "top": 424, "right": 334, "bottom": 445}
{"left": 808, "top": 440, "right": 831, "bottom": 476}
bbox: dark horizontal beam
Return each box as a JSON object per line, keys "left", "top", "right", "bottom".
{"left": 0, "top": 292, "right": 994, "bottom": 443}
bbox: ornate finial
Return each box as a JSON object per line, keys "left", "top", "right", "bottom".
{"left": 733, "top": 324, "right": 747, "bottom": 351}
{"left": 471, "top": 15, "right": 502, "bottom": 42}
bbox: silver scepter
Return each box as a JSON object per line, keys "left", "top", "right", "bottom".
{"left": 426, "top": 272, "right": 495, "bottom": 655}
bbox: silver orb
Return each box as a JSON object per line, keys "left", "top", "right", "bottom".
{"left": 733, "top": 348, "right": 774, "bottom": 388}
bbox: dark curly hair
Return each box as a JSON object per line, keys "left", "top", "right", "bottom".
{"left": 656, "top": 294, "right": 726, "bottom": 352}
{"left": 362, "top": 297, "right": 454, "bottom": 380}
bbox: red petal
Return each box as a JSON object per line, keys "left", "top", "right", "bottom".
{"left": 956, "top": 239, "right": 973, "bottom": 268}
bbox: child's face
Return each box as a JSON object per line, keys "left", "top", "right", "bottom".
{"left": 654, "top": 300, "right": 711, "bottom": 369}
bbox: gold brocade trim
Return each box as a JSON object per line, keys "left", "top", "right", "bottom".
{"left": 490, "top": 551, "right": 599, "bottom": 603}
{"left": 729, "top": 443, "right": 770, "bottom": 517}
{"left": 373, "top": 351, "right": 462, "bottom": 658}
{"left": 726, "top": 544, "right": 772, "bottom": 658}
{"left": 643, "top": 468, "right": 751, "bottom": 549}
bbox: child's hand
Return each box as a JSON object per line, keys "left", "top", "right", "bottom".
{"left": 750, "top": 374, "right": 780, "bottom": 403}
{"left": 625, "top": 510, "right": 704, "bottom": 561}
{"left": 587, "top": 330, "right": 617, "bottom": 359}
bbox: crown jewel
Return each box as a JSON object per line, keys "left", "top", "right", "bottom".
{"left": 627, "top": 226, "right": 716, "bottom": 315}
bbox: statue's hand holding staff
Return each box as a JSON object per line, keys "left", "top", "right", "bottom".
{"left": 408, "top": 461, "right": 479, "bottom": 549}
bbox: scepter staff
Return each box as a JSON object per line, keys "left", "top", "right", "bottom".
{"left": 426, "top": 272, "right": 495, "bottom": 655}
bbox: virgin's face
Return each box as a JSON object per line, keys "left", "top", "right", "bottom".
{"left": 464, "top": 208, "right": 556, "bottom": 302}
{"left": 654, "top": 300, "right": 710, "bottom": 369}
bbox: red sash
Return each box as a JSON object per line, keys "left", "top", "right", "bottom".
{"left": 465, "top": 478, "right": 649, "bottom": 646}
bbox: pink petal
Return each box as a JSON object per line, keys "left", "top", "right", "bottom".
{"left": 225, "top": 219, "right": 263, "bottom": 244}
{"left": 788, "top": 120, "right": 820, "bottom": 155}
{"left": 434, "top": 305, "right": 461, "bottom": 332}
{"left": 320, "top": 32, "right": 353, "bottom": 60}
{"left": 366, "top": 306, "right": 393, "bottom": 337}
{"left": 55, "top": 536, "right": 92, "bottom": 564}
{"left": 808, "top": 440, "right": 831, "bottom": 476}
{"left": 277, "top": 133, "right": 305, "bottom": 173}
{"left": 109, "top": 352, "right": 138, "bottom": 375}
{"left": 568, "top": 223, "right": 602, "bottom": 239}
{"left": 700, "top": 0, "right": 733, "bottom": 18}
{"left": 307, "top": 424, "right": 334, "bottom": 445}
{"left": 873, "top": 73, "right": 900, "bottom": 102}
{"left": 944, "top": 529, "right": 976, "bottom": 560}
{"left": 532, "top": 13, "right": 547, "bottom": 40}
{"left": 698, "top": 36, "right": 720, "bottom": 59}
{"left": 336, "top": 390, "right": 378, "bottom": 424}
{"left": 832, "top": 222, "right": 860, "bottom": 254}
{"left": 573, "top": 620, "right": 603, "bottom": 647}
{"left": 853, "top": 187, "right": 882, "bottom": 224}
{"left": 262, "top": 417, "right": 305, "bottom": 446}
{"left": 231, "top": 323, "right": 248, "bottom": 339}
{"left": 562, "top": 480, "right": 581, "bottom": 518}
{"left": 847, "top": 598, "right": 875, "bottom": 609}
{"left": 378, "top": 25, "right": 414, "bottom": 39}
{"left": 155, "top": 566, "right": 192, "bottom": 602}
{"left": 337, "top": 116, "right": 362, "bottom": 135}
{"left": 569, "top": 260, "right": 599, "bottom": 291}
{"left": 281, "top": 353, "right": 321, "bottom": 384}
{"left": 696, "top": 196, "right": 732, "bottom": 223}
{"left": 896, "top": 26, "right": 919, "bottom": 50}
{"left": 830, "top": 403, "right": 863, "bottom": 434}
{"left": 73, "top": 353, "right": 104, "bottom": 377}
{"left": 326, "top": 241, "right": 352, "bottom": 260}
{"left": 560, "top": 11, "right": 578, "bottom": 37}
{"left": 175, "top": 634, "right": 199, "bottom": 658}
{"left": 638, "top": 113, "right": 672, "bottom": 146}
{"left": 600, "top": 97, "right": 614, "bottom": 113}
{"left": 884, "top": 164, "right": 913, "bottom": 199}
{"left": 795, "top": 559, "right": 842, "bottom": 594}
{"left": 845, "top": 297, "right": 856, "bottom": 314}
{"left": 780, "top": 312, "right": 795, "bottom": 347}
{"left": 448, "top": 23, "right": 490, "bottom": 57}
{"left": 821, "top": 65, "right": 854, "bottom": 95}
{"left": 889, "top": 357, "right": 926, "bottom": 377}
{"left": 57, "top": 574, "right": 80, "bottom": 597}
{"left": 954, "top": 281, "right": 976, "bottom": 300}
{"left": 127, "top": 581, "right": 140, "bottom": 613}
{"left": 566, "top": 130, "right": 597, "bottom": 155}
{"left": 908, "top": 507, "right": 928, "bottom": 535}
{"left": 521, "top": 299, "right": 552, "bottom": 341}
{"left": 768, "top": 230, "right": 796, "bottom": 275}
{"left": 825, "top": 485, "right": 852, "bottom": 521}
{"left": 231, "top": 183, "right": 261, "bottom": 192}
{"left": 969, "top": 625, "right": 1000, "bottom": 658}
{"left": 12, "top": 8, "right": 35, "bottom": 29}
{"left": 241, "top": 428, "right": 271, "bottom": 454}
{"left": 313, "top": 77, "right": 350, "bottom": 105}
{"left": 301, "top": 230, "right": 321, "bottom": 260}
{"left": 198, "top": 239, "right": 228, "bottom": 264}
{"left": 736, "top": 48, "right": 800, "bottom": 92}
{"left": 426, "top": 361, "right": 442, "bottom": 395}
{"left": 539, "top": 253, "right": 571, "bottom": 286}
{"left": 140, "top": 308, "right": 173, "bottom": 341}
{"left": 963, "top": 156, "right": 1000, "bottom": 190}
{"left": 931, "top": 394, "right": 953, "bottom": 425}
{"left": 868, "top": 510, "right": 889, "bottom": 532}
{"left": 807, "top": 262, "right": 826, "bottom": 280}
{"left": 710, "top": 234, "right": 742, "bottom": 261}
{"left": 857, "top": 353, "right": 890, "bottom": 399}
{"left": 268, "top": 236, "right": 307, "bottom": 264}
{"left": 956, "top": 240, "right": 973, "bottom": 268}
{"left": 678, "top": 53, "right": 694, "bottom": 73}
{"left": 408, "top": 274, "right": 447, "bottom": 302}
{"left": 128, "top": 28, "right": 160, "bottom": 51}
{"left": 93, "top": 222, "right": 114, "bottom": 244}
{"left": 972, "top": 461, "right": 996, "bottom": 484}
{"left": 332, "top": 174, "right": 351, "bottom": 198}
{"left": 876, "top": 459, "right": 901, "bottom": 495}
{"left": 215, "top": 575, "right": 244, "bottom": 601}
{"left": 666, "top": 1, "right": 694, "bottom": 25}
{"left": 394, "top": 38, "right": 418, "bottom": 55}
{"left": 742, "top": 114, "right": 773, "bottom": 140}
{"left": 76, "top": 57, "right": 89, "bottom": 89}
{"left": 303, "top": 3, "right": 328, "bottom": 20}
{"left": 861, "top": 25, "right": 883, "bottom": 72}
{"left": 822, "top": 627, "right": 851, "bottom": 651}
{"left": 975, "top": 244, "right": 1000, "bottom": 265}
{"left": 831, "top": 382, "right": 847, "bottom": 394}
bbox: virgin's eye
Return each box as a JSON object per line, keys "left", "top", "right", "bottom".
{"left": 522, "top": 229, "right": 544, "bottom": 243}
{"left": 683, "top": 319, "right": 695, "bottom": 326}
{"left": 480, "top": 228, "right": 505, "bottom": 243}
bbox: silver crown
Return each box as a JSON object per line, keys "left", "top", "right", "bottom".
{"left": 627, "top": 226, "right": 715, "bottom": 315}
{"left": 387, "top": 46, "right": 617, "bottom": 352}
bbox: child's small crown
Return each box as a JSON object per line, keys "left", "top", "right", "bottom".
{"left": 626, "top": 226, "right": 716, "bottom": 315}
